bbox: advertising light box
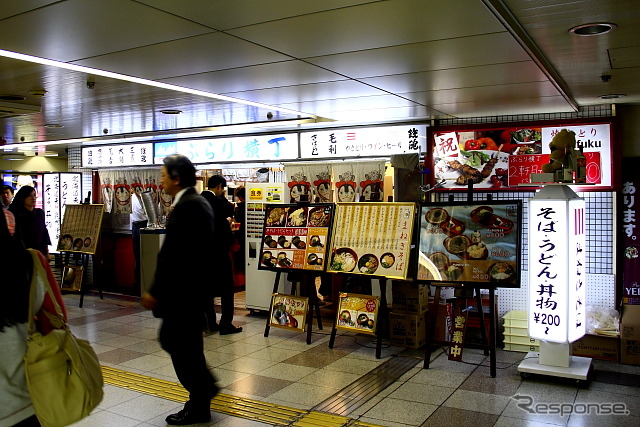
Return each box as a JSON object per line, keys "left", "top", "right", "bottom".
{"left": 426, "top": 119, "right": 615, "bottom": 191}
{"left": 154, "top": 133, "right": 297, "bottom": 164}
{"left": 528, "top": 190, "right": 586, "bottom": 343}
{"left": 82, "top": 143, "right": 153, "bottom": 167}
{"left": 300, "top": 125, "right": 425, "bottom": 159}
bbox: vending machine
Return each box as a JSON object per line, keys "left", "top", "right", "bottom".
{"left": 244, "top": 182, "right": 288, "bottom": 312}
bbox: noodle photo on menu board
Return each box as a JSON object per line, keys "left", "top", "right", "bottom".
{"left": 417, "top": 201, "right": 522, "bottom": 288}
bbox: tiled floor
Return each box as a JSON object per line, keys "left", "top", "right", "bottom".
{"left": 62, "top": 292, "right": 640, "bottom": 427}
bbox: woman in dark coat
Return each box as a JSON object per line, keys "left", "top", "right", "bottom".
{"left": 9, "top": 185, "right": 51, "bottom": 257}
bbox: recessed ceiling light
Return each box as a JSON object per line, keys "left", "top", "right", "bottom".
{"left": 598, "top": 93, "right": 627, "bottom": 99}
{"left": 44, "top": 123, "right": 64, "bottom": 128}
{"left": 160, "top": 109, "right": 182, "bottom": 115}
{"left": 43, "top": 151, "right": 59, "bottom": 157}
{"left": 569, "top": 22, "right": 617, "bottom": 36}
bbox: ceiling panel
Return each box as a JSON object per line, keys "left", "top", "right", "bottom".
{"left": 433, "top": 95, "right": 575, "bottom": 117}
{"left": 0, "top": 0, "right": 210, "bottom": 62}
{"left": 304, "top": 33, "right": 532, "bottom": 78}
{"left": 359, "top": 62, "right": 550, "bottom": 94}
{"left": 74, "top": 32, "right": 293, "bottom": 80}
{"left": 226, "top": 0, "right": 506, "bottom": 58}
{"left": 222, "top": 80, "right": 393, "bottom": 106}
{"left": 402, "top": 81, "right": 563, "bottom": 106}
{"left": 135, "top": 0, "right": 380, "bottom": 30}
{"left": 162, "top": 61, "right": 347, "bottom": 94}
{"left": 0, "top": 0, "right": 59, "bottom": 19}
{"left": 0, "top": 0, "right": 638, "bottom": 156}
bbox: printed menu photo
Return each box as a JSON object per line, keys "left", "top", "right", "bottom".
{"left": 258, "top": 203, "right": 334, "bottom": 271}
{"left": 335, "top": 293, "right": 379, "bottom": 335}
{"left": 327, "top": 202, "right": 416, "bottom": 280}
{"left": 417, "top": 201, "right": 522, "bottom": 288}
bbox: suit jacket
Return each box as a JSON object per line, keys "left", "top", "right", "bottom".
{"left": 201, "top": 190, "right": 234, "bottom": 253}
{"left": 149, "top": 187, "right": 215, "bottom": 318}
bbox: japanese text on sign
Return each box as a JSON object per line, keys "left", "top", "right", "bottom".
{"left": 300, "top": 125, "right": 425, "bottom": 158}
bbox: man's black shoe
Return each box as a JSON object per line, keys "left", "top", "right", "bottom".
{"left": 207, "top": 323, "right": 219, "bottom": 333}
{"left": 219, "top": 325, "right": 242, "bottom": 335}
{"left": 165, "top": 409, "right": 211, "bottom": 425}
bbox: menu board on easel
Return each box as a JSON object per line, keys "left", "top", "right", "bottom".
{"left": 258, "top": 203, "right": 335, "bottom": 271}
{"left": 335, "top": 293, "right": 380, "bottom": 335}
{"left": 56, "top": 204, "right": 104, "bottom": 255}
{"left": 417, "top": 201, "right": 522, "bottom": 288}
{"left": 327, "top": 202, "right": 416, "bottom": 279}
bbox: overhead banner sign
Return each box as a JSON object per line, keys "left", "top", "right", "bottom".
{"left": 300, "top": 125, "right": 425, "bottom": 159}
{"left": 428, "top": 120, "right": 613, "bottom": 191}
{"left": 82, "top": 143, "right": 154, "bottom": 167}
{"left": 153, "top": 133, "right": 297, "bottom": 164}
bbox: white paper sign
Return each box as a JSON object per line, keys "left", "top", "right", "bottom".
{"left": 300, "top": 125, "right": 424, "bottom": 159}
{"left": 83, "top": 143, "right": 154, "bottom": 167}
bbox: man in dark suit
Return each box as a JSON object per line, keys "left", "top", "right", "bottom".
{"left": 141, "top": 154, "right": 218, "bottom": 425}
{"left": 201, "top": 175, "right": 242, "bottom": 335}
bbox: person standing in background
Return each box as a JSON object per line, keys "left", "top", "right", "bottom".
{"left": 201, "top": 175, "right": 242, "bottom": 335}
{"left": 9, "top": 186, "right": 51, "bottom": 257}
{"left": 141, "top": 154, "right": 218, "bottom": 426}
{"left": 130, "top": 188, "right": 148, "bottom": 289}
{"left": 2, "top": 185, "right": 14, "bottom": 209}
{"left": 233, "top": 186, "right": 246, "bottom": 278}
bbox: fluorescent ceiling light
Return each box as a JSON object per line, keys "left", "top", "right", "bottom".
{"left": 1, "top": 118, "right": 319, "bottom": 150}
{"left": 0, "top": 49, "right": 315, "bottom": 119}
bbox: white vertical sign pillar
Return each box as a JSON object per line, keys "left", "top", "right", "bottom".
{"left": 519, "top": 185, "right": 591, "bottom": 380}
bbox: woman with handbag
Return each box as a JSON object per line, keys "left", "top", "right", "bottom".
{"left": 0, "top": 209, "right": 67, "bottom": 427}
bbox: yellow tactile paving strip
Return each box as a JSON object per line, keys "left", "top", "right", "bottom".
{"left": 102, "top": 366, "right": 383, "bottom": 426}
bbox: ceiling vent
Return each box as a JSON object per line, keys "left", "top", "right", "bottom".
{"left": 0, "top": 101, "right": 41, "bottom": 118}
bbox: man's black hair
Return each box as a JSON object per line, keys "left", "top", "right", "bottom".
{"left": 163, "top": 154, "right": 196, "bottom": 187}
{"left": 207, "top": 175, "right": 226, "bottom": 189}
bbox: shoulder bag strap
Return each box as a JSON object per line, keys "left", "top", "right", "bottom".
{"left": 26, "top": 249, "right": 66, "bottom": 334}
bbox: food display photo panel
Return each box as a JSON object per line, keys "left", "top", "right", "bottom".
{"left": 258, "top": 203, "right": 334, "bottom": 271}
{"left": 269, "top": 293, "right": 308, "bottom": 332}
{"left": 56, "top": 204, "right": 105, "bottom": 254}
{"left": 335, "top": 293, "right": 379, "bottom": 335}
{"left": 327, "top": 202, "right": 416, "bottom": 279}
{"left": 418, "top": 201, "right": 522, "bottom": 288}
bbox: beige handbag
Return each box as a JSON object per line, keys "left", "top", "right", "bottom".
{"left": 24, "top": 249, "right": 104, "bottom": 427}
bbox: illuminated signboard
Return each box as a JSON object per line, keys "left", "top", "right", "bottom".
{"left": 153, "top": 134, "right": 297, "bottom": 164}
{"left": 300, "top": 125, "right": 425, "bottom": 159}
{"left": 43, "top": 173, "right": 82, "bottom": 253}
{"left": 528, "top": 187, "right": 586, "bottom": 343}
{"left": 427, "top": 120, "right": 614, "bottom": 191}
{"left": 82, "top": 143, "right": 154, "bottom": 167}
